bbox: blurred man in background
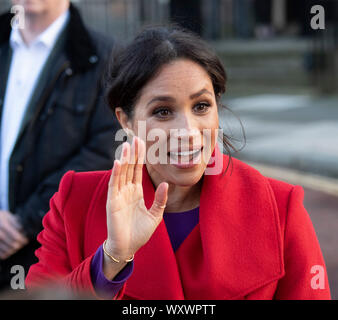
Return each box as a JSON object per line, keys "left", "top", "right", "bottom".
{"left": 0, "top": 0, "right": 119, "bottom": 290}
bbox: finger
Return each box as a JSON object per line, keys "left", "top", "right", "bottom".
{"left": 126, "top": 136, "right": 136, "bottom": 184}
{"left": 119, "top": 142, "right": 130, "bottom": 189}
{"left": 0, "top": 243, "right": 21, "bottom": 260}
{"left": 0, "top": 231, "right": 14, "bottom": 250}
{"left": 133, "top": 137, "right": 145, "bottom": 185}
{"left": 108, "top": 159, "right": 121, "bottom": 199}
{"left": 0, "top": 246, "right": 10, "bottom": 260}
{"left": 8, "top": 217, "right": 29, "bottom": 242}
{"left": 149, "top": 182, "right": 169, "bottom": 219}
{"left": 1, "top": 211, "right": 26, "bottom": 235}
{"left": 8, "top": 226, "right": 28, "bottom": 245}
{"left": 0, "top": 237, "right": 24, "bottom": 257}
{"left": 7, "top": 214, "right": 22, "bottom": 230}
{"left": 0, "top": 223, "right": 28, "bottom": 246}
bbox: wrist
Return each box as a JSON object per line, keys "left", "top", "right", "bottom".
{"left": 104, "top": 239, "right": 134, "bottom": 263}
{"left": 102, "top": 251, "right": 128, "bottom": 281}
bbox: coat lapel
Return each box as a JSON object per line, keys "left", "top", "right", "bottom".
{"left": 175, "top": 146, "right": 285, "bottom": 299}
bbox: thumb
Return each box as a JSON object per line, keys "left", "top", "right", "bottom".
{"left": 149, "top": 182, "right": 168, "bottom": 219}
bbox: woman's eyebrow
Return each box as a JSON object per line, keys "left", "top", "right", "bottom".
{"left": 147, "top": 96, "right": 176, "bottom": 107}
{"left": 147, "top": 88, "right": 213, "bottom": 107}
{"left": 190, "top": 88, "right": 213, "bottom": 99}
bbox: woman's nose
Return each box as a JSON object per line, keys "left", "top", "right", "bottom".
{"left": 176, "top": 112, "right": 199, "bottom": 131}
{"left": 169, "top": 115, "right": 201, "bottom": 146}
{"left": 170, "top": 127, "right": 200, "bottom": 139}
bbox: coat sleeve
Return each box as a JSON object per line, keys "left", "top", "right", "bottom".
{"left": 25, "top": 171, "right": 125, "bottom": 300}
{"left": 274, "top": 185, "right": 331, "bottom": 300}
{"left": 15, "top": 88, "right": 121, "bottom": 240}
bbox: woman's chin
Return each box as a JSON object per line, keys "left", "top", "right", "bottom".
{"left": 165, "top": 166, "right": 206, "bottom": 187}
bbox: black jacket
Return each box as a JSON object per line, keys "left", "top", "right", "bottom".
{"left": 0, "top": 4, "right": 120, "bottom": 287}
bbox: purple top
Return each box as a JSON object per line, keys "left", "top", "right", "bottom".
{"left": 90, "top": 244, "right": 134, "bottom": 299}
{"left": 163, "top": 207, "right": 199, "bottom": 251}
{"left": 90, "top": 207, "right": 199, "bottom": 299}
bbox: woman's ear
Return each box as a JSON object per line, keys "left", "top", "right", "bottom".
{"left": 115, "top": 107, "right": 135, "bottom": 142}
{"left": 115, "top": 107, "right": 132, "bottom": 131}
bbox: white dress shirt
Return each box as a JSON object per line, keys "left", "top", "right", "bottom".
{"left": 0, "top": 10, "right": 70, "bottom": 211}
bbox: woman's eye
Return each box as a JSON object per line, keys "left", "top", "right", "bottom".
{"left": 153, "top": 108, "right": 172, "bottom": 118}
{"left": 194, "top": 102, "right": 211, "bottom": 113}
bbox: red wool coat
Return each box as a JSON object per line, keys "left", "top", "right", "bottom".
{"left": 25, "top": 147, "right": 331, "bottom": 300}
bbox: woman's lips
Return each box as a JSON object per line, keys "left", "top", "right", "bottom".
{"left": 167, "top": 147, "right": 203, "bottom": 168}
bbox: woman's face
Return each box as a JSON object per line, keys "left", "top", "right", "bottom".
{"left": 117, "top": 58, "right": 219, "bottom": 187}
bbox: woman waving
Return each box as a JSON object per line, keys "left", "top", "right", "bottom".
{"left": 26, "top": 25, "right": 331, "bottom": 300}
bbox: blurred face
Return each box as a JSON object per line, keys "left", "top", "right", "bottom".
{"left": 117, "top": 59, "right": 219, "bottom": 187}
{"left": 11, "top": 0, "right": 69, "bottom": 16}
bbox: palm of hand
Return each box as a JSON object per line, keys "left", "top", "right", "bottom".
{"left": 105, "top": 137, "right": 168, "bottom": 261}
{"left": 107, "top": 182, "right": 160, "bottom": 257}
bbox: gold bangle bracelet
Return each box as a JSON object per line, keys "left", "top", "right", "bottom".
{"left": 103, "top": 240, "right": 134, "bottom": 263}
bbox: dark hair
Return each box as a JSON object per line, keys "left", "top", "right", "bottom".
{"left": 106, "top": 24, "right": 244, "bottom": 171}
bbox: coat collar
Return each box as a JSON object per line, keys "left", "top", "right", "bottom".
{"left": 0, "top": 3, "right": 97, "bottom": 73}
{"left": 86, "top": 146, "right": 285, "bottom": 299}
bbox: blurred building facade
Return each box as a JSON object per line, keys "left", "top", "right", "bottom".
{"left": 1, "top": 0, "right": 337, "bottom": 93}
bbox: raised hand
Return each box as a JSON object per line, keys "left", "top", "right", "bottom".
{"left": 103, "top": 136, "right": 168, "bottom": 278}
